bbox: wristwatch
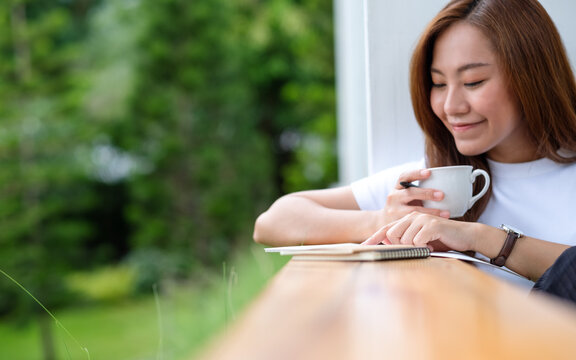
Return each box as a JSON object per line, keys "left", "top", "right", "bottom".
{"left": 490, "top": 224, "right": 523, "bottom": 267}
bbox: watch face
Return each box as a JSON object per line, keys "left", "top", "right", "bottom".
{"left": 501, "top": 224, "right": 523, "bottom": 236}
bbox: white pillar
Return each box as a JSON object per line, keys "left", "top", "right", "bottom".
{"left": 364, "top": 0, "right": 446, "bottom": 174}
{"left": 334, "top": 0, "right": 370, "bottom": 184}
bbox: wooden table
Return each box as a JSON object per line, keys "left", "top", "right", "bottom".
{"left": 199, "top": 257, "right": 576, "bottom": 359}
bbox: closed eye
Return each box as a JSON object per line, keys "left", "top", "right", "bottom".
{"left": 464, "top": 80, "right": 484, "bottom": 88}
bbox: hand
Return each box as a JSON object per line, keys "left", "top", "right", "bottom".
{"left": 380, "top": 169, "right": 450, "bottom": 225}
{"left": 363, "top": 212, "right": 478, "bottom": 252}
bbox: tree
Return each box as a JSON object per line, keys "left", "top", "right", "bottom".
{"left": 106, "top": 0, "right": 337, "bottom": 267}
{"left": 247, "top": 0, "right": 337, "bottom": 194}
{"left": 0, "top": 1, "right": 103, "bottom": 358}
{"left": 0, "top": 0, "right": 337, "bottom": 336}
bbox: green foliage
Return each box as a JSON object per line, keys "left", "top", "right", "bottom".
{"left": 98, "top": 0, "right": 337, "bottom": 265}
{"left": 0, "top": 244, "right": 289, "bottom": 359}
{"left": 123, "top": 247, "right": 191, "bottom": 293}
{"left": 0, "top": 0, "right": 335, "bottom": 324}
{"left": 117, "top": 0, "right": 271, "bottom": 264}
{"left": 0, "top": 0, "right": 102, "bottom": 319}
{"left": 247, "top": 0, "right": 337, "bottom": 193}
{"left": 67, "top": 265, "right": 136, "bottom": 303}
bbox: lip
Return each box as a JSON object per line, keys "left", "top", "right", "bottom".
{"left": 449, "top": 120, "right": 485, "bottom": 132}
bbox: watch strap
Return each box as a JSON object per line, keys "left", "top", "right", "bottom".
{"left": 490, "top": 226, "right": 522, "bottom": 267}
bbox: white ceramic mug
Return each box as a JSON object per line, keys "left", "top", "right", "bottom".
{"left": 419, "top": 165, "right": 490, "bottom": 218}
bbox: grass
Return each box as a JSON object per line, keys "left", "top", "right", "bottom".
{"left": 0, "top": 244, "right": 289, "bottom": 360}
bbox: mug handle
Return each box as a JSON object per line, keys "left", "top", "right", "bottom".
{"left": 468, "top": 169, "right": 490, "bottom": 209}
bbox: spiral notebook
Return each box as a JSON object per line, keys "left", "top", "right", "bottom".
{"left": 265, "top": 243, "right": 431, "bottom": 261}
{"left": 264, "top": 243, "right": 527, "bottom": 280}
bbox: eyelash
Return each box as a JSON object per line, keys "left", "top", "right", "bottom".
{"left": 431, "top": 80, "right": 484, "bottom": 88}
{"left": 465, "top": 80, "right": 484, "bottom": 88}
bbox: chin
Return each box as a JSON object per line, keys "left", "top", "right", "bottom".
{"left": 455, "top": 145, "right": 488, "bottom": 157}
{"left": 460, "top": 151, "right": 485, "bottom": 157}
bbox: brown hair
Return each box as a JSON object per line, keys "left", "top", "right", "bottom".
{"left": 410, "top": 0, "right": 576, "bottom": 221}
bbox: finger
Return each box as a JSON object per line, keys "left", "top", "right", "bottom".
{"left": 407, "top": 206, "right": 450, "bottom": 219}
{"left": 389, "top": 184, "right": 444, "bottom": 206}
{"left": 400, "top": 222, "right": 425, "bottom": 245}
{"left": 362, "top": 224, "right": 393, "bottom": 245}
{"left": 395, "top": 169, "right": 431, "bottom": 189}
{"left": 397, "top": 206, "right": 449, "bottom": 221}
{"left": 412, "top": 218, "right": 444, "bottom": 248}
{"left": 405, "top": 187, "right": 445, "bottom": 203}
{"left": 386, "top": 187, "right": 444, "bottom": 210}
{"left": 413, "top": 230, "right": 441, "bottom": 250}
{"left": 385, "top": 217, "right": 414, "bottom": 244}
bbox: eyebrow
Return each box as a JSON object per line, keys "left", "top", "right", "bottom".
{"left": 431, "top": 62, "right": 492, "bottom": 75}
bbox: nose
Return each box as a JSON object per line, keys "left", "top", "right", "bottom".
{"left": 443, "top": 87, "right": 470, "bottom": 116}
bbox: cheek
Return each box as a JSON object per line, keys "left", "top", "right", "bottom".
{"left": 480, "top": 90, "right": 521, "bottom": 127}
{"left": 429, "top": 90, "right": 444, "bottom": 118}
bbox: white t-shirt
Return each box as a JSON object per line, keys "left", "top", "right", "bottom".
{"left": 351, "top": 157, "right": 576, "bottom": 289}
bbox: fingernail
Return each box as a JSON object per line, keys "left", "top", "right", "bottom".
{"left": 440, "top": 211, "right": 450, "bottom": 218}
{"left": 420, "top": 169, "right": 430, "bottom": 176}
{"left": 433, "top": 191, "right": 443, "bottom": 200}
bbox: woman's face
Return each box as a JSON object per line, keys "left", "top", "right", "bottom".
{"left": 430, "top": 22, "right": 536, "bottom": 163}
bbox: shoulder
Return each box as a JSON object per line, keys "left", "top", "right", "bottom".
{"left": 350, "top": 159, "right": 425, "bottom": 210}
{"left": 361, "top": 159, "right": 426, "bottom": 183}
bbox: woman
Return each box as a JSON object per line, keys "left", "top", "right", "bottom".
{"left": 253, "top": 0, "right": 576, "bottom": 285}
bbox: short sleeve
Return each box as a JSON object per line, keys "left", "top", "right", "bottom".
{"left": 350, "top": 160, "right": 425, "bottom": 210}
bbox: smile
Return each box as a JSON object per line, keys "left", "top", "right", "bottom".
{"left": 449, "top": 120, "right": 486, "bottom": 132}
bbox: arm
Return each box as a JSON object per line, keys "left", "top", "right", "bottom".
{"left": 473, "top": 224, "right": 569, "bottom": 281}
{"left": 254, "top": 168, "right": 449, "bottom": 247}
{"left": 364, "top": 213, "right": 569, "bottom": 281}
{"left": 253, "top": 186, "right": 384, "bottom": 246}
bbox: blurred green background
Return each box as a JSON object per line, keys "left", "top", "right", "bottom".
{"left": 0, "top": 0, "right": 336, "bottom": 359}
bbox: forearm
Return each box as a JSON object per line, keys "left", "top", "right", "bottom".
{"left": 472, "top": 224, "right": 569, "bottom": 281}
{"left": 253, "top": 195, "right": 382, "bottom": 247}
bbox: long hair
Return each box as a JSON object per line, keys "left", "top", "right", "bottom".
{"left": 410, "top": 0, "right": 576, "bottom": 221}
